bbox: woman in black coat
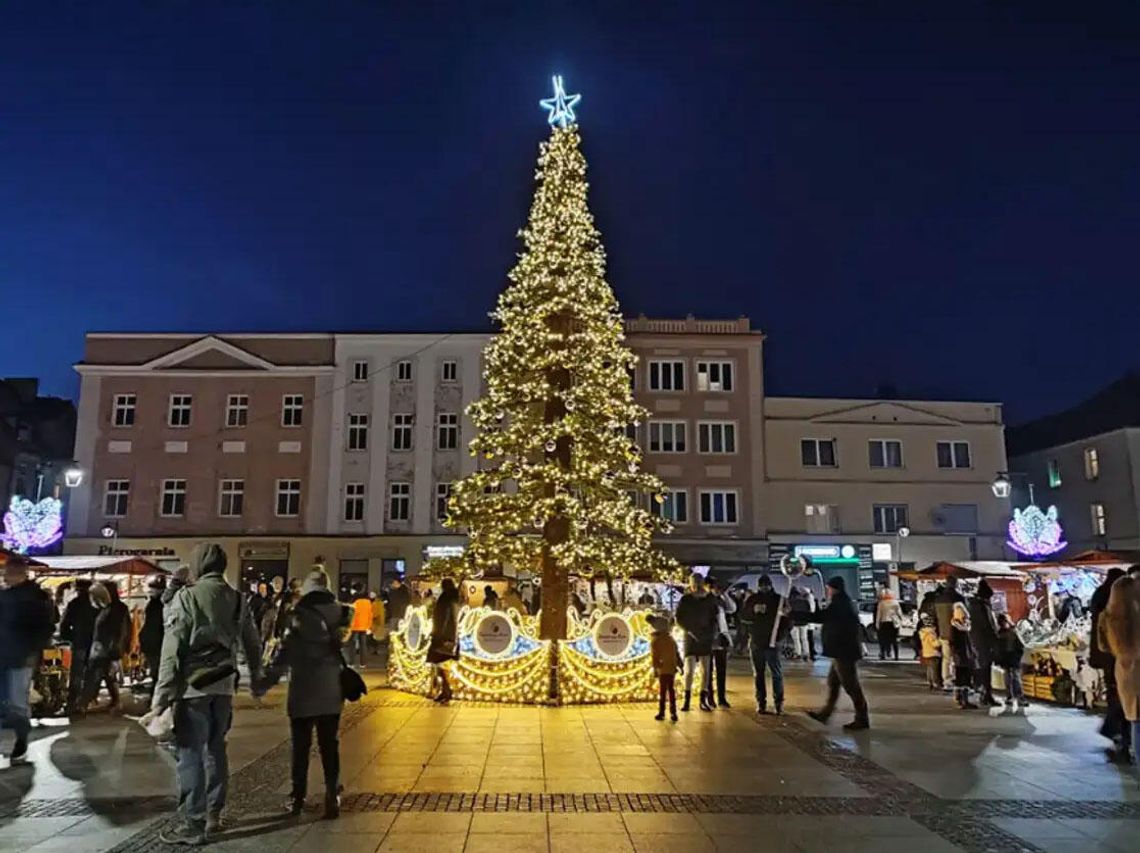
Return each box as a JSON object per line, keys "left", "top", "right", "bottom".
{"left": 426, "top": 578, "right": 461, "bottom": 703}
{"left": 264, "top": 569, "right": 352, "bottom": 819}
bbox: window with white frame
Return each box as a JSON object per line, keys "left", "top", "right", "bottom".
{"left": 1084, "top": 447, "right": 1100, "bottom": 481}
{"left": 698, "top": 421, "right": 736, "bottom": 454}
{"left": 696, "top": 361, "right": 734, "bottom": 392}
{"left": 654, "top": 489, "right": 688, "bottom": 523}
{"left": 395, "top": 360, "right": 413, "bottom": 382}
{"left": 112, "top": 394, "right": 136, "bottom": 427}
{"left": 160, "top": 479, "right": 186, "bottom": 517}
{"left": 801, "top": 438, "right": 837, "bottom": 467}
{"left": 388, "top": 481, "right": 411, "bottom": 521}
{"left": 392, "top": 413, "right": 414, "bottom": 450}
{"left": 352, "top": 360, "right": 369, "bottom": 382}
{"left": 218, "top": 479, "right": 244, "bottom": 517}
{"left": 699, "top": 490, "right": 738, "bottom": 525}
{"left": 868, "top": 439, "right": 903, "bottom": 469}
{"left": 804, "top": 503, "right": 839, "bottom": 534}
{"left": 435, "top": 482, "right": 452, "bottom": 521}
{"left": 648, "top": 421, "right": 686, "bottom": 453}
{"left": 437, "top": 413, "right": 459, "bottom": 450}
{"left": 648, "top": 360, "right": 685, "bottom": 392}
{"left": 225, "top": 394, "right": 249, "bottom": 428}
{"left": 103, "top": 480, "right": 130, "bottom": 517}
{"left": 275, "top": 479, "right": 301, "bottom": 517}
{"left": 872, "top": 503, "right": 909, "bottom": 534}
{"left": 347, "top": 413, "right": 369, "bottom": 451}
{"left": 344, "top": 482, "right": 365, "bottom": 522}
{"left": 441, "top": 359, "right": 458, "bottom": 383}
{"left": 282, "top": 394, "right": 304, "bottom": 427}
{"left": 936, "top": 440, "right": 971, "bottom": 469}
{"left": 1091, "top": 503, "right": 1107, "bottom": 536}
{"left": 168, "top": 394, "right": 192, "bottom": 428}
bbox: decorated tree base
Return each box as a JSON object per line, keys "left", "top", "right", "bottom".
{"left": 388, "top": 606, "right": 660, "bottom": 705}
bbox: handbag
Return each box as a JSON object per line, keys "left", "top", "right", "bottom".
{"left": 311, "top": 607, "right": 367, "bottom": 703}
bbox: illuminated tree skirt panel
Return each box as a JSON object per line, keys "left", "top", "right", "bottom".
{"left": 387, "top": 606, "right": 657, "bottom": 705}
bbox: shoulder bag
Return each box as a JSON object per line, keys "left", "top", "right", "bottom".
{"left": 310, "top": 605, "right": 367, "bottom": 703}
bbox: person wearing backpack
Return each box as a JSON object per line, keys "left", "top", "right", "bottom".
{"left": 150, "top": 543, "right": 265, "bottom": 846}
{"left": 0, "top": 560, "right": 55, "bottom": 763}
{"left": 263, "top": 568, "right": 353, "bottom": 819}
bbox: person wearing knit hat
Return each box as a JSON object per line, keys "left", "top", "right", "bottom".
{"left": 794, "top": 574, "right": 870, "bottom": 731}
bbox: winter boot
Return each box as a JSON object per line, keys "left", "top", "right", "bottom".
{"left": 699, "top": 691, "right": 714, "bottom": 712}
{"left": 681, "top": 691, "right": 692, "bottom": 712}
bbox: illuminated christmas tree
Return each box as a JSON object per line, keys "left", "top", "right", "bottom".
{"left": 447, "top": 77, "right": 678, "bottom": 640}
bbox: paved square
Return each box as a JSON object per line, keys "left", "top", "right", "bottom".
{"left": 2, "top": 661, "right": 1137, "bottom": 852}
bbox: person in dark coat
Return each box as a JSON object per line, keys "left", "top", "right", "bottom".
{"left": 138, "top": 575, "right": 167, "bottom": 690}
{"left": 744, "top": 575, "right": 790, "bottom": 714}
{"left": 1090, "top": 568, "right": 1129, "bottom": 760}
{"left": 933, "top": 578, "right": 966, "bottom": 688}
{"left": 968, "top": 580, "right": 1000, "bottom": 706}
{"left": 0, "top": 561, "right": 54, "bottom": 762}
{"left": 675, "top": 573, "right": 719, "bottom": 712}
{"left": 483, "top": 585, "right": 500, "bottom": 610}
{"left": 263, "top": 568, "right": 352, "bottom": 819}
{"left": 426, "top": 578, "right": 460, "bottom": 703}
{"left": 800, "top": 576, "right": 869, "bottom": 730}
{"left": 950, "top": 602, "right": 978, "bottom": 710}
{"left": 386, "top": 577, "right": 411, "bottom": 634}
{"left": 60, "top": 578, "right": 97, "bottom": 713}
{"left": 80, "top": 581, "right": 129, "bottom": 713}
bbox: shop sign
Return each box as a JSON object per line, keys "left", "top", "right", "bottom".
{"left": 405, "top": 610, "right": 426, "bottom": 653}
{"left": 239, "top": 541, "right": 290, "bottom": 561}
{"left": 594, "top": 613, "right": 633, "bottom": 659}
{"left": 97, "top": 545, "right": 177, "bottom": 557}
{"left": 871, "top": 543, "right": 893, "bottom": 562}
{"left": 474, "top": 612, "right": 514, "bottom": 656}
{"left": 423, "top": 544, "right": 464, "bottom": 560}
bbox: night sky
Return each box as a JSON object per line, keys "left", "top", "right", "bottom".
{"left": 3, "top": 2, "right": 1137, "bottom": 423}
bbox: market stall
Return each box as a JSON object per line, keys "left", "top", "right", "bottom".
{"left": 894, "top": 561, "right": 1031, "bottom": 622}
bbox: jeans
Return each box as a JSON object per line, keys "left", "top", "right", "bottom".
{"left": 750, "top": 645, "right": 784, "bottom": 708}
{"left": 657, "top": 674, "right": 676, "bottom": 717}
{"left": 877, "top": 623, "right": 899, "bottom": 660}
{"left": 819, "top": 659, "right": 868, "bottom": 722}
{"left": 290, "top": 714, "right": 340, "bottom": 800}
{"left": 351, "top": 632, "right": 368, "bottom": 666}
{"left": 712, "top": 648, "right": 729, "bottom": 703}
{"left": 0, "top": 666, "right": 34, "bottom": 743}
{"left": 1003, "top": 666, "right": 1024, "bottom": 701}
{"left": 174, "top": 695, "right": 233, "bottom": 831}
{"left": 683, "top": 655, "right": 712, "bottom": 696}
{"left": 939, "top": 639, "right": 954, "bottom": 685}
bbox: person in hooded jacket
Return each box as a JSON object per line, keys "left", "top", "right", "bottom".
{"left": 151, "top": 543, "right": 264, "bottom": 846}
{"left": 933, "top": 578, "right": 966, "bottom": 689}
{"left": 800, "top": 576, "right": 869, "bottom": 730}
{"left": 80, "top": 581, "right": 129, "bottom": 713}
{"left": 263, "top": 568, "right": 352, "bottom": 819}
{"left": 60, "top": 578, "right": 97, "bottom": 714}
{"left": 968, "top": 580, "right": 1000, "bottom": 706}
{"left": 138, "top": 575, "right": 167, "bottom": 691}
{"left": 0, "top": 560, "right": 54, "bottom": 763}
{"left": 1090, "top": 567, "right": 1129, "bottom": 761}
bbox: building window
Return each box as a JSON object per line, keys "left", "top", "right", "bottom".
{"left": 168, "top": 394, "right": 192, "bottom": 428}
{"left": 1084, "top": 447, "right": 1099, "bottom": 481}
{"left": 437, "top": 413, "right": 459, "bottom": 450}
{"left": 1047, "top": 459, "right": 1062, "bottom": 488}
{"left": 282, "top": 394, "right": 304, "bottom": 428}
{"left": 699, "top": 490, "right": 738, "bottom": 525}
{"left": 1091, "top": 503, "right": 1107, "bottom": 536}
{"left": 395, "top": 360, "right": 413, "bottom": 382}
{"left": 441, "top": 360, "right": 458, "bottom": 383}
{"left": 868, "top": 439, "right": 903, "bottom": 469}
{"left": 103, "top": 480, "right": 130, "bottom": 517}
{"left": 436, "top": 482, "right": 452, "bottom": 521}
{"left": 388, "top": 482, "right": 411, "bottom": 521}
{"left": 275, "top": 479, "right": 301, "bottom": 517}
{"left": 936, "top": 440, "right": 971, "bottom": 469}
{"left": 654, "top": 490, "right": 688, "bottom": 523}
{"left": 352, "top": 360, "right": 369, "bottom": 382}
{"left": 805, "top": 503, "right": 839, "bottom": 534}
{"left": 218, "top": 479, "right": 244, "bottom": 517}
{"left": 648, "top": 360, "right": 685, "bottom": 392}
{"left": 873, "top": 504, "right": 909, "bottom": 534}
{"left": 347, "top": 413, "right": 369, "bottom": 451}
{"left": 695, "top": 361, "right": 733, "bottom": 392}
{"left": 648, "top": 421, "right": 686, "bottom": 453}
{"left": 225, "top": 394, "right": 249, "bottom": 428}
{"left": 939, "top": 504, "right": 978, "bottom": 534}
{"left": 112, "top": 394, "right": 136, "bottom": 427}
{"left": 344, "top": 483, "right": 365, "bottom": 522}
{"left": 801, "top": 438, "right": 837, "bottom": 467}
{"left": 392, "top": 413, "right": 414, "bottom": 451}
{"left": 624, "top": 422, "right": 639, "bottom": 445}
{"left": 698, "top": 422, "right": 736, "bottom": 454}
{"left": 160, "top": 479, "right": 186, "bottom": 517}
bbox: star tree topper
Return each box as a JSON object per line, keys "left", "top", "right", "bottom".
{"left": 540, "top": 74, "right": 581, "bottom": 128}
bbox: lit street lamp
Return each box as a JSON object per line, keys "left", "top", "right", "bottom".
{"left": 64, "top": 466, "right": 83, "bottom": 489}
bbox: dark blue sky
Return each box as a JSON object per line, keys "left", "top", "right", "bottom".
{"left": 3, "top": 2, "right": 1137, "bottom": 422}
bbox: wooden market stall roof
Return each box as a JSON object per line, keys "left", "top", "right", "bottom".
{"left": 1019, "top": 549, "right": 1140, "bottom": 571}
{"left": 29, "top": 555, "right": 163, "bottom": 576}
{"left": 893, "top": 560, "right": 1028, "bottom": 582}
{"left": 0, "top": 548, "right": 47, "bottom": 568}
